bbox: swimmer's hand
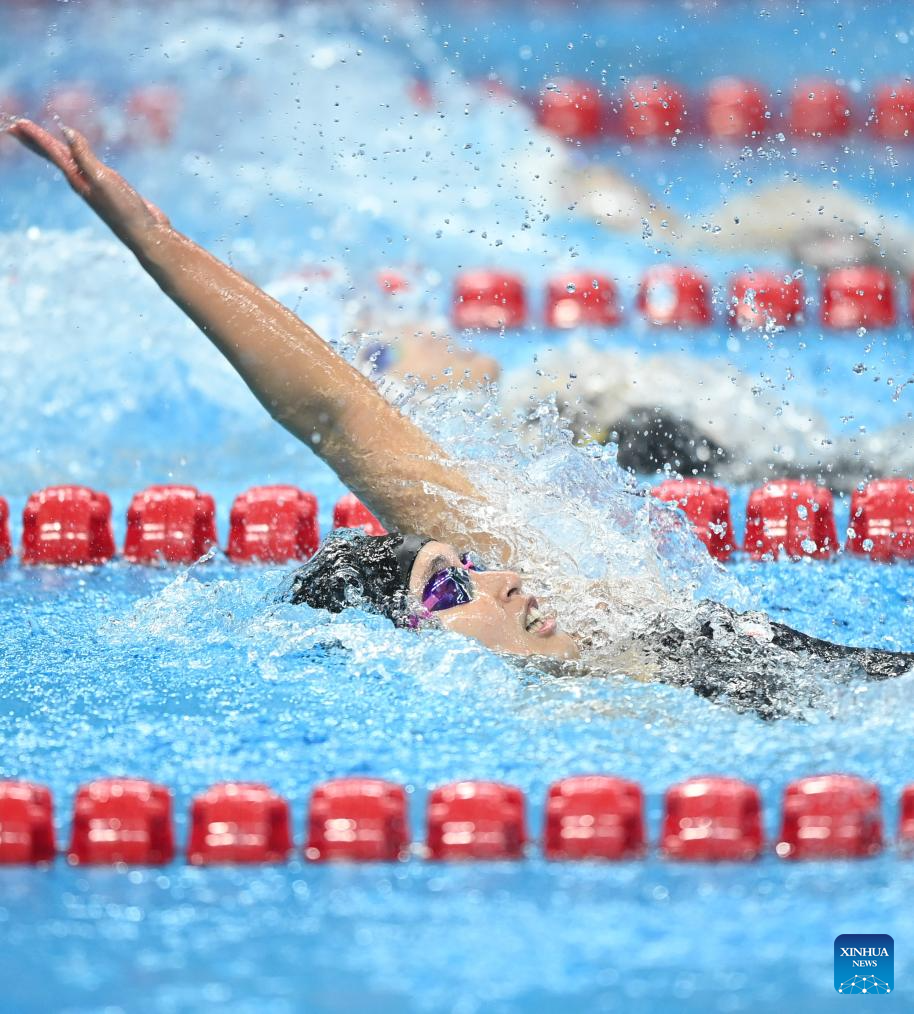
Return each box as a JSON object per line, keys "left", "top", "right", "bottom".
{"left": 5, "top": 118, "right": 169, "bottom": 246}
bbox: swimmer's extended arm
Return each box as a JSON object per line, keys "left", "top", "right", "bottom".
{"left": 8, "top": 120, "right": 507, "bottom": 558}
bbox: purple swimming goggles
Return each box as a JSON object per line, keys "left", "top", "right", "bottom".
{"left": 420, "top": 554, "right": 483, "bottom": 614}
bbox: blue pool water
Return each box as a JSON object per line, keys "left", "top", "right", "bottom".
{"left": 4, "top": 1, "right": 914, "bottom": 1010}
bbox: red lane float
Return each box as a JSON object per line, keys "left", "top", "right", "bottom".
{"left": 0, "top": 90, "right": 25, "bottom": 118}
{"left": 898, "top": 785, "right": 914, "bottom": 852}
{"left": 123, "top": 84, "right": 181, "bottom": 145}
{"left": 1, "top": 773, "right": 910, "bottom": 863}
{"left": 744, "top": 480, "right": 838, "bottom": 561}
{"left": 376, "top": 268, "right": 411, "bottom": 295}
{"left": 0, "top": 496, "right": 11, "bottom": 563}
{"left": 653, "top": 479, "right": 736, "bottom": 561}
{"left": 332, "top": 493, "right": 386, "bottom": 537}
{"left": 621, "top": 77, "right": 687, "bottom": 141}
{"left": 871, "top": 81, "right": 914, "bottom": 141}
{"left": 68, "top": 778, "right": 174, "bottom": 865}
{"left": 661, "top": 777, "right": 763, "bottom": 862}
{"left": 187, "top": 783, "right": 292, "bottom": 865}
{"left": 0, "top": 782, "right": 55, "bottom": 864}
{"left": 637, "top": 265, "right": 712, "bottom": 327}
{"left": 227, "top": 485, "right": 318, "bottom": 563}
{"left": 776, "top": 774, "right": 883, "bottom": 859}
{"left": 729, "top": 270, "right": 804, "bottom": 329}
{"left": 22, "top": 485, "right": 115, "bottom": 566}
{"left": 474, "top": 76, "right": 518, "bottom": 104}
{"left": 544, "top": 272, "right": 621, "bottom": 328}
{"left": 706, "top": 77, "right": 768, "bottom": 141}
{"left": 821, "top": 267, "right": 896, "bottom": 329}
{"left": 306, "top": 778, "right": 409, "bottom": 862}
{"left": 44, "top": 84, "right": 105, "bottom": 145}
{"left": 537, "top": 79, "right": 605, "bottom": 141}
{"left": 408, "top": 78, "right": 435, "bottom": 109}
{"left": 789, "top": 78, "right": 852, "bottom": 139}
{"left": 544, "top": 776, "right": 645, "bottom": 860}
{"left": 426, "top": 781, "right": 526, "bottom": 860}
{"left": 453, "top": 270, "right": 527, "bottom": 330}
{"left": 124, "top": 484, "right": 217, "bottom": 564}
{"left": 846, "top": 478, "right": 914, "bottom": 561}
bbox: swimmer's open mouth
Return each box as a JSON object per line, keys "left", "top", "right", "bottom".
{"left": 524, "top": 596, "right": 556, "bottom": 637}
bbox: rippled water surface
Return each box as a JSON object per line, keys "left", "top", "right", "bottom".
{"left": 3, "top": 1, "right": 914, "bottom": 1011}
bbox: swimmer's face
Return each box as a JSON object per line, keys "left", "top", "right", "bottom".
{"left": 408, "top": 541, "right": 579, "bottom": 660}
{"left": 398, "top": 333, "right": 500, "bottom": 389}
{"left": 354, "top": 317, "right": 499, "bottom": 390}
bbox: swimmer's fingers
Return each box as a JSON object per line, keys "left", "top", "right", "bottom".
{"left": 61, "top": 125, "right": 113, "bottom": 198}
{"left": 11, "top": 118, "right": 170, "bottom": 241}
{"left": 63, "top": 125, "right": 171, "bottom": 233}
{"left": 7, "top": 119, "right": 90, "bottom": 196}
{"left": 5, "top": 118, "right": 60, "bottom": 161}
{"left": 61, "top": 125, "right": 99, "bottom": 167}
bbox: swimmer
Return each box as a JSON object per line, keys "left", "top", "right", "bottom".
{"left": 348, "top": 317, "right": 500, "bottom": 392}
{"left": 502, "top": 340, "right": 914, "bottom": 488}
{"left": 355, "top": 326, "right": 907, "bottom": 489}
{"left": 9, "top": 118, "right": 913, "bottom": 720}
{"left": 267, "top": 269, "right": 499, "bottom": 392}
{"left": 556, "top": 159, "right": 914, "bottom": 273}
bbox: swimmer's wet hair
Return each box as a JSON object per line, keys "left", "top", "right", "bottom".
{"left": 285, "top": 528, "right": 429, "bottom": 626}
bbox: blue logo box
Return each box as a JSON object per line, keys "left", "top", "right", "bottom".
{"left": 835, "top": 934, "right": 894, "bottom": 994}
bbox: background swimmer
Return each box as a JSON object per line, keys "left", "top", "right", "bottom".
{"left": 560, "top": 160, "right": 914, "bottom": 272}
{"left": 502, "top": 339, "right": 914, "bottom": 488}
{"left": 349, "top": 317, "right": 500, "bottom": 391}
{"left": 339, "top": 318, "right": 913, "bottom": 488}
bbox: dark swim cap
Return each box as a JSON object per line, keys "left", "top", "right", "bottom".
{"left": 285, "top": 529, "right": 430, "bottom": 626}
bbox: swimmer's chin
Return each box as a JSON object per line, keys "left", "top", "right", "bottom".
{"left": 444, "top": 624, "right": 580, "bottom": 664}
{"left": 504, "top": 632, "right": 581, "bottom": 663}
